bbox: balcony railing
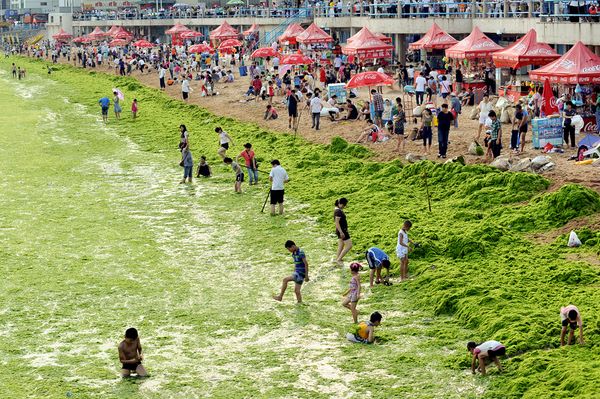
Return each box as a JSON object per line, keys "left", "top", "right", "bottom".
{"left": 71, "top": 2, "right": 600, "bottom": 22}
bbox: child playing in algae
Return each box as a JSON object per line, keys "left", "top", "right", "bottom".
{"left": 342, "top": 262, "right": 361, "bottom": 323}
{"left": 196, "top": 156, "right": 212, "bottom": 178}
{"left": 118, "top": 327, "right": 148, "bottom": 378}
{"left": 273, "top": 240, "right": 309, "bottom": 303}
{"left": 396, "top": 220, "right": 415, "bottom": 281}
{"left": 223, "top": 157, "right": 244, "bottom": 193}
{"left": 365, "top": 247, "right": 391, "bottom": 287}
{"left": 346, "top": 312, "right": 383, "bottom": 344}
{"left": 560, "top": 305, "right": 585, "bottom": 346}
{"left": 467, "top": 340, "right": 505, "bottom": 375}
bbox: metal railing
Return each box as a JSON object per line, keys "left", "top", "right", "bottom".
{"left": 71, "top": 2, "right": 600, "bottom": 22}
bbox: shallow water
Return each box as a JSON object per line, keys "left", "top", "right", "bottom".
{"left": 0, "top": 66, "right": 485, "bottom": 398}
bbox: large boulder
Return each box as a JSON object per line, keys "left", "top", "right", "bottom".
{"left": 406, "top": 153, "right": 426, "bottom": 163}
{"left": 539, "top": 162, "right": 556, "bottom": 173}
{"left": 531, "top": 155, "right": 552, "bottom": 171}
{"left": 510, "top": 158, "right": 532, "bottom": 172}
{"left": 491, "top": 156, "right": 511, "bottom": 171}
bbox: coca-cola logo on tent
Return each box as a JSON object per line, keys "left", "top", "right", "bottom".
{"left": 582, "top": 65, "right": 600, "bottom": 73}
{"left": 559, "top": 59, "right": 575, "bottom": 69}
{"left": 472, "top": 41, "right": 496, "bottom": 50}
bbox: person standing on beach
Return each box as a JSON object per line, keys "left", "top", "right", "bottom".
{"left": 269, "top": 159, "right": 289, "bottom": 216}
{"left": 223, "top": 157, "right": 243, "bottom": 193}
{"left": 437, "top": 103, "right": 454, "bottom": 159}
{"left": 238, "top": 143, "right": 258, "bottom": 185}
{"left": 334, "top": 198, "right": 353, "bottom": 265}
{"left": 113, "top": 90, "right": 122, "bottom": 120}
{"left": 310, "top": 91, "right": 323, "bottom": 130}
{"left": 487, "top": 111, "right": 502, "bottom": 160}
{"left": 341, "top": 262, "right": 361, "bottom": 323}
{"left": 397, "top": 220, "right": 414, "bottom": 281}
{"left": 560, "top": 305, "right": 584, "bottom": 346}
{"left": 477, "top": 94, "right": 493, "bottom": 141}
{"left": 99, "top": 96, "right": 110, "bottom": 123}
{"left": 287, "top": 89, "right": 299, "bottom": 129}
{"left": 273, "top": 240, "right": 309, "bottom": 303}
{"left": 180, "top": 147, "right": 193, "bottom": 184}
{"left": 216, "top": 127, "right": 233, "bottom": 159}
{"left": 159, "top": 64, "right": 166, "bottom": 90}
{"left": 181, "top": 75, "right": 190, "bottom": 101}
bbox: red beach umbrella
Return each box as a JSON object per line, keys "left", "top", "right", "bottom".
{"left": 188, "top": 43, "right": 215, "bottom": 54}
{"left": 109, "top": 38, "right": 129, "bottom": 47}
{"left": 219, "top": 38, "right": 242, "bottom": 48}
{"left": 346, "top": 71, "right": 394, "bottom": 89}
{"left": 180, "top": 30, "right": 203, "bottom": 39}
{"left": 251, "top": 47, "right": 278, "bottom": 59}
{"left": 133, "top": 39, "right": 153, "bottom": 48}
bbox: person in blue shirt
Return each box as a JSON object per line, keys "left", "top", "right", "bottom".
{"left": 98, "top": 96, "right": 110, "bottom": 123}
{"left": 273, "top": 240, "right": 309, "bottom": 303}
{"left": 365, "top": 247, "right": 391, "bottom": 287}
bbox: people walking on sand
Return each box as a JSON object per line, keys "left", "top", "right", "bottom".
{"left": 118, "top": 327, "right": 148, "bottom": 378}
{"left": 287, "top": 89, "right": 299, "bottom": 129}
{"left": 269, "top": 159, "right": 289, "bottom": 216}
{"left": 334, "top": 198, "right": 353, "bottom": 266}
{"left": 560, "top": 305, "right": 584, "bottom": 346}
{"left": 342, "top": 262, "right": 361, "bottom": 323}
{"left": 273, "top": 240, "right": 309, "bottom": 303}
{"left": 421, "top": 108, "right": 433, "bottom": 155}
{"left": 393, "top": 106, "right": 406, "bottom": 153}
{"left": 346, "top": 312, "right": 383, "bottom": 344}
{"left": 487, "top": 110, "right": 502, "bottom": 160}
{"left": 437, "top": 103, "right": 454, "bottom": 159}
{"left": 99, "top": 96, "right": 110, "bottom": 123}
{"left": 396, "top": 220, "right": 414, "bottom": 281}
{"left": 216, "top": 127, "right": 233, "bottom": 159}
{"left": 477, "top": 94, "right": 493, "bottom": 141}
{"left": 467, "top": 340, "right": 505, "bottom": 375}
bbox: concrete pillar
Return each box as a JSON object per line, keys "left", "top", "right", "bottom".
{"left": 527, "top": 0, "right": 533, "bottom": 17}
{"left": 471, "top": 0, "right": 477, "bottom": 17}
{"left": 503, "top": 0, "right": 508, "bottom": 17}
{"left": 397, "top": 0, "right": 402, "bottom": 18}
{"left": 398, "top": 34, "right": 406, "bottom": 65}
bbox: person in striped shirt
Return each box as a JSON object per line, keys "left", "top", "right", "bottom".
{"left": 273, "top": 240, "right": 309, "bottom": 303}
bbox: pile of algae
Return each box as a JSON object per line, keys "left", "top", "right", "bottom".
{"left": 13, "top": 58, "right": 600, "bottom": 398}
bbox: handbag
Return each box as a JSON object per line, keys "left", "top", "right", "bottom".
{"left": 179, "top": 159, "right": 184, "bottom": 167}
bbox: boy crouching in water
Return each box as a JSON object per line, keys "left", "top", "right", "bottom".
{"left": 118, "top": 327, "right": 147, "bottom": 377}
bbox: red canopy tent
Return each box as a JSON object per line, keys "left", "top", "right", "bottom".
{"left": 165, "top": 23, "right": 191, "bottom": 35}
{"left": 529, "top": 41, "right": 600, "bottom": 84}
{"left": 296, "top": 23, "right": 333, "bottom": 45}
{"left": 374, "top": 32, "right": 392, "bottom": 44}
{"left": 209, "top": 21, "right": 239, "bottom": 41}
{"left": 408, "top": 23, "right": 458, "bottom": 51}
{"left": 278, "top": 23, "right": 305, "bottom": 45}
{"left": 243, "top": 24, "right": 259, "bottom": 36}
{"left": 106, "top": 25, "right": 120, "bottom": 36}
{"left": 109, "top": 38, "right": 129, "bottom": 47}
{"left": 52, "top": 28, "right": 72, "bottom": 41}
{"left": 88, "top": 26, "right": 107, "bottom": 40}
{"left": 492, "top": 29, "right": 559, "bottom": 69}
{"left": 445, "top": 26, "right": 503, "bottom": 60}
{"left": 111, "top": 26, "right": 133, "bottom": 39}
{"left": 343, "top": 27, "right": 393, "bottom": 60}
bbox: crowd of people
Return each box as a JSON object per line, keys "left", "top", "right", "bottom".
{"left": 5, "top": 31, "right": 592, "bottom": 382}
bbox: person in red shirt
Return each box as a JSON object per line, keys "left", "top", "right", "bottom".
{"left": 238, "top": 143, "right": 258, "bottom": 185}
{"left": 319, "top": 67, "right": 326, "bottom": 89}
{"left": 268, "top": 81, "right": 275, "bottom": 105}
{"left": 252, "top": 76, "right": 262, "bottom": 102}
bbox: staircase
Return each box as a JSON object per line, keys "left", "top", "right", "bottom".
{"left": 259, "top": 9, "right": 308, "bottom": 47}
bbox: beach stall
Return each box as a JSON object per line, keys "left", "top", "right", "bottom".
{"left": 408, "top": 23, "right": 458, "bottom": 70}
{"left": 52, "top": 29, "right": 72, "bottom": 42}
{"left": 296, "top": 23, "right": 333, "bottom": 50}
{"left": 445, "top": 26, "right": 503, "bottom": 99}
{"left": 165, "top": 23, "right": 191, "bottom": 46}
{"left": 278, "top": 23, "right": 305, "bottom": 46}
{"left": 87, "top": 27, "right": 107, "bottom": 41}
{"left": 493, "top": 29, "right": 560, "bottom": 102}
{"left": 530, "top": 41, "right": 600, "bottom": 135}
{"left": 209, "top": 21, "right": 239, "bottom": 43}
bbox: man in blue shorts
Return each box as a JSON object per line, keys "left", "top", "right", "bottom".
{"left": 366, "top": 247, "right": 391, "bottom": 287}
{"left": 273, "top": 240, "right": 309, "bottom": 303}
{"left": 99, "top": 96, "right": 110, "bottom": 123}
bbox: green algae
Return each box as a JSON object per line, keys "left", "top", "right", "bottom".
{"left": 4, "top": 57, "right": 600, "bottom": 398}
